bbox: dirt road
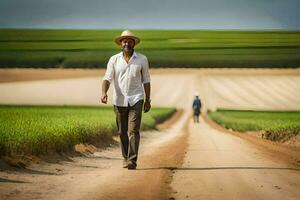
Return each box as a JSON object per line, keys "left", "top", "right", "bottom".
{"left": 0, "top": 69, "right": 299, "bottom": 200}
{"left": 172, "top": 118, "right": 300, "bottom": 200}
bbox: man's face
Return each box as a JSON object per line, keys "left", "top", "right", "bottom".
{"left": 121, "top": 38, "right": 135, "bottom": 53}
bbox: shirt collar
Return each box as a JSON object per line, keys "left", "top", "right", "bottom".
{"left": 119, "top": 51, "right": 137, "bottom": 65}
{"left": 132, "top": 51, "right": 137, "bottom": 59}
{"left": 118, "top": 51, "right": 137, "bottom": 59}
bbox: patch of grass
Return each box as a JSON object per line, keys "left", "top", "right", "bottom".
{"left": 207, "top": 109, "right": 300, "bottom": 142}
{"left": 141, "top": 107, "right": 177, "bottom": 129}
{"left": 0, "top": 105, "right": 176, "bottom": 156}
{"left": 0, "top": 29, "right": 299, "bottom": 68}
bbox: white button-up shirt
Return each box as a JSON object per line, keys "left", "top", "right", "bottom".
{"left": 103, "top": 51, "right": 151, "bottom": 107}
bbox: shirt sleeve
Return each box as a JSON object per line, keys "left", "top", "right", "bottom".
{"left": 141, "top": 56, "right": 151, "bottom": 84}
{"left": 103, "top": 56, "right": 115, "bottom": 83}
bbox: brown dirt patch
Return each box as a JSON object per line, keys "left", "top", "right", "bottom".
{"left": 0, "top": 68, "right": 105, "bottom": 83}
{"left": 150, "top": 68, "right": 300, "bottom": 75}
{"left": 1, "top": 68, "right": 299, "bottom": 83}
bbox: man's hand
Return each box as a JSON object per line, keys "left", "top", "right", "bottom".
{"left": 144, "top": 101, "right": 151, "bottom": 113}
{"left": 101, "top": 94, "right": 108, "bottom": 104}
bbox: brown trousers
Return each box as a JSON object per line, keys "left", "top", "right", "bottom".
{"left": 113, "top": 100, "right": 143, "bottom": 163}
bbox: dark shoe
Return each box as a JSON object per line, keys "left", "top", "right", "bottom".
{"left": 127, "top": 161, "right": 137, "bottom": 170}
{"left": 123, "top": 160, "right": 128, "bottom": 168}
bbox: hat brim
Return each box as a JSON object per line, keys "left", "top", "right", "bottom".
{"left": 115, "top": 36, "right": 140, "bottom": 45}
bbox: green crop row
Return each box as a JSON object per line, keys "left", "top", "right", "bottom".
{"left": 207, "top": 109, "right": 300, "bottom": 142}
{"left": 0, "top": 105, "right": 176, "bottom": 156}
{"left": 0, "top": 29, "right": 299, "bottom": 68}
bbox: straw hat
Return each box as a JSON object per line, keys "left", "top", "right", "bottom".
{"left": 115, "top": 30, "right": 140, "bottom": 45}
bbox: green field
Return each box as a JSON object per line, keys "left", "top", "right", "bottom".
{"left": 0, "top": 105, "right": 176, "bottom": 156}
{"left": 0, "top": 29, "right": 300, "bottom": 68}
{"left": 208, "top": 109, "right": 300, "bottom": 142}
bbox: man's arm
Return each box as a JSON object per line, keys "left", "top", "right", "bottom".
{"left": 101, "top": 56, "right": 115, "bottom": 104}
{"left": 144, "top": 82, "right": 151, "bottom": 101}
{"left": 101, "top": 80, "right": 110, "bottom": 104}
{"left": 143, "top": 82, "right": 151, "bottom": 112}
{"left": 141, "top": 56, "right": 151, "bottom": 112}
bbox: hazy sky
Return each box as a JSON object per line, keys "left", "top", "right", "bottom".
{"left": 0, "top": 0, "right": 299, "bottom": 29}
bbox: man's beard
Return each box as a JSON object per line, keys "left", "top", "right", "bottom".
{"left": 123, "top": 47, "right": 134, "bottom": 53}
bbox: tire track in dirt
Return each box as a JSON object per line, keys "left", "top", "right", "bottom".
{"left": 84, "top": 112, "right": 190, "bottom": 200}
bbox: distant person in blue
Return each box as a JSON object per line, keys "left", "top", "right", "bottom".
{"left": 192, "top": 93, "right": 202, "bottom": 123}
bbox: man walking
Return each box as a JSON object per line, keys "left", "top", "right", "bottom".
{"left": 101, "top": 30, "right": 151, "bottom": 170}
{"left": 192, "top": 93, "right": 202, "bottom": 123}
